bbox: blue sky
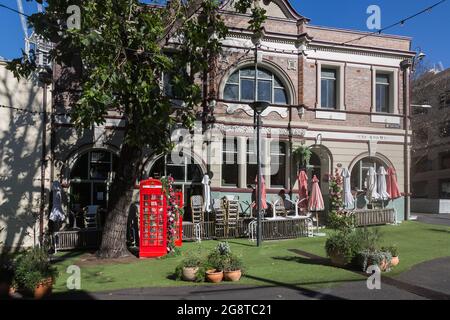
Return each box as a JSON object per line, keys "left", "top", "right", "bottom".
{"left": 0, "top": 0, "right": 448, "bottom": 68}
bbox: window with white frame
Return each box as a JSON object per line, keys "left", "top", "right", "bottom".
{"left": 351, "top": 157, "right": 388, "bottom": 191}
{"left": 270, "top": 142, "right": 286, "bottom": 188}
{"left": 224, "top": 67, "right": 288, "bottom": 104}
{"left": 222, "top": 138, "right": 239, "bottom": 187}
{"left": 376, "top": 73, "right": 391, "bottom": 113}
{"left": 321, "top": 68, "right": 337, "bottom": 109}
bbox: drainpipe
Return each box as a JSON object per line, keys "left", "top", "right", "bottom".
{"left": 400, "top": 60, "right": 412, "bottom": 221}
{"left": 38, "top": 71, "right": 52, "bottom": 244}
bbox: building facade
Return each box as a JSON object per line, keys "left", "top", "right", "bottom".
{"left": 1, "top": 0, "right": 415, "bottom": 249}
{"left": 411, "top": 68, "right": 450, "bottom": 214}
{"left": 0, "top": 60, "right": 52, "bottom": 249}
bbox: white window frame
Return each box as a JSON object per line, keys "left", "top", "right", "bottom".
{"left": 371, "top": 67, "right": 399, "bottom": 123}
{"left": 316, "top": 61, "right": 346, "bottom": 120}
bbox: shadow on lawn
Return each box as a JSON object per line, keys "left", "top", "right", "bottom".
{"left": 272, "top": 255, "right": 333, "bottom": 267}
{"left": 427, "top": 228, "right": 450, "bottom": 234}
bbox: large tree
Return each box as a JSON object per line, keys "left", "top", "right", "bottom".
{"left": 8, "top": 0, "right": 266, "bottom": 258}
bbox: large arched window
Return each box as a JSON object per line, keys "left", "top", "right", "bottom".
{"left": 69, "top": 149, "right": 118, "bottom": 211}
{"left": 224, "top": 67, "right": 288, "bottom": 104}
{"left": 351, "top": 157, "right": 389, "bottom": 191}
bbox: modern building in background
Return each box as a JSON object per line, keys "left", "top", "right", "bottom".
{"left": 411, "top": 68, "right": 450, "bottom": 214}
{"left": 1, "top": 0, "right": 416, "bottom": 249}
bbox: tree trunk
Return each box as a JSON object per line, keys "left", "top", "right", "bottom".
{"left": 97, "top": 142, "right": 142, "bottom": 259}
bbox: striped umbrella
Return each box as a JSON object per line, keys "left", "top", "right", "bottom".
{"left": 387, "top": 167, "right": 401, "bottom": 199}
{"left": 297, "top": 170, "right": 309, "bottom": 211}
{"left": 308, "top": 175, "right": 324, "bottom": 211}
{"left": 255, "top": 175, "right": 268, "bottom": 210}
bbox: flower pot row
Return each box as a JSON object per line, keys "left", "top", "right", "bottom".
{"left": 0, "top": 277, "right": 53, "bottom": 300}
{"left": 182, "top": 267, "right": 242, "bottom": 283}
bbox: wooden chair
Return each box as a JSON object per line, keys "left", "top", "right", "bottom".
{"left": 190, "top": 195, "right": 204, "bottom": 224}
{"left": 224, "top": 198, "right": 239, "bottom": 238}
{"left": 84, "top": 205, "right": 99, "bottom": 229}
{"left": 213, "top": 199, "right": 226, "bottom": 238}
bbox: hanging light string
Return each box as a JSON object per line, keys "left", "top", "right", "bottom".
{"left": 0, "top": 103, "right": 43, "bottom": 115}
{"left": 253, "top": 0, "right": 448, "bottom": 55}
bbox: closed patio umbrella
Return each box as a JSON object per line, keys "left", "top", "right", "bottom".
{"left": 297, "top": 170, "right": 309, "bottom": 211}
{"left": 255, "top": 176, "right": 268, "bottom": 210}
{"left": 387, "top": 167, "right": 401, "bottom": 199}
{"left": 50, "top": 181, "right": 65, "bottom": 224}
{"left": 366, "top": 167, "right": 380, "bottom": 203}
{"left": 308, "top": 176, "right": 324, "bottom": 235}
{"left": 341, "top": 168, "right": 354, "bottom": 209}
{"left": 377, "top": 166, "right": 390, "bottom": 201}
{"left": 202, "top": 174, "right": 212, "bottom": 213}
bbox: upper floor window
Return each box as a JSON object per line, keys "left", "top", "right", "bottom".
{"left": 224, "top": 67, "right": 288, "bottom": 104}
{"left": 321, "top": 68, "right": 337, "bottom": 109}
{"left": 376, "top": 74, "right": 390, "bottom": 113}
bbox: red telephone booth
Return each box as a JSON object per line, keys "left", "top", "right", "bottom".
{"left": 174, "top": 192, "right": 183, "bottom": 247}
{"left": 139, "top": 179, "right": 167, "bottom": 258}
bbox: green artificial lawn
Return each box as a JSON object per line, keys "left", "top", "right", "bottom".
{"left": 52, "top": 221, "right": 450, "bottom": 293}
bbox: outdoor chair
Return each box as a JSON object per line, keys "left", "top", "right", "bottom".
{"left": 190, "top": 195, "right": 204, "bottom": 224}
{"left": 84, "top": 205, "right": 99, "bottom": 229}
{"left": 213, "top": 199, "right": 226, "bottom": 238}
{"left": 224, "top": 198, "right": 239, "bottom": 238}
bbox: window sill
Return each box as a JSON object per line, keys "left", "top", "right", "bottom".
{"left": 316, "top": 110, "right": 347, "bottom": 121}
{"left": 371, "top": 114, "right": 400, "bottom": 125}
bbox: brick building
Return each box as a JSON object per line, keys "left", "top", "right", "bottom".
{"left": 1, "top": 0, "right": 416, "bottom": 249}
{"left": 411, "top": 68, "right": 450, "bottom": 213}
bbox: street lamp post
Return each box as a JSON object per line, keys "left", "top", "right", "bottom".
{"left": 400, "top": 48, "right": 425, "bottom": 221}
{"left": 252, "top": 101, "right": 269, "bottom": 247}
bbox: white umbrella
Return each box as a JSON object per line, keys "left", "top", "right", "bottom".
{"left": 341, "top": 168, "right": 354, "bottom": 209}
{"left": 202, "top": 174, "right": 212, "bottom": 213}
{"left": 366, "top": 167, "right": 380, "bottom": 203}
{"left": 377, "top": 166, "right": 390, "bottom": 201}
{"left": 49, "top": 181, "right": 66, "bottom": 223}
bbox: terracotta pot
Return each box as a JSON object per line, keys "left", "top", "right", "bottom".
{"left": 34, "top": 278, "right": 53, "bottom": 300}
{"left": 329, "top": 251, "right": 347, "bottom": 267}
{"left": 182, "top": 267, "right": 199, "bottom": 282}
{"left": 224, "top": 270, "right": 242, "bottom": 282}
{"left": 378, "top": 259, "right": 388, "bottom": 272}
{"left": 206, "top": 270, "right": 223, "bottom": 283}
{"left": 391, "top": 256, "right": 399, "bottom": 267}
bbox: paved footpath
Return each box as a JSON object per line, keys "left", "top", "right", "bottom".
{"left": 50, "top": 256, "right": 450, "bottom": 300}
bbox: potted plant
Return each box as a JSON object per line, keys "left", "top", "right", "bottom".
{"left": 382, "top": 245, "right": 399, "bottom": 267}
{"left": 14, "top": 247, "right": 58, "bottom": 299}
{"left": 356, "top": 250, "right": 392, "bottom": 273}
{"left": 175, "top": 253, "right": 203, "bottom": 282}
{"left": 205, "top": 242, "right": 231, "bottom": 283}
{"left": 223, "top": 254, "right": 244, "bottom": 282}
{"left": 325, "top": 231, "right": 361, "bottom": 267}
{"left": 292, "top": 145, "right": 312, "bottom": 169}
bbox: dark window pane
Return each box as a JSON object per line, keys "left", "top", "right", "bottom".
{"left": 150, "top": 157, "right": 165, "bottom": 179}
{"left": 258, "top": 80, "right": 272, "bottom": 102}
{"left": 187, "top": 164, "right": 202, "bottom": 182}
{"left": 247, "top": 164, "right": 257, "bottom": 186}
{"left": 321, "top": 79, "right": 336, "bottom": 109}
{"left": 376, "top": 84, "right": 389, "bottom": 113}
{"left": 227, "top": 72, "right": 239, "bottom": 84}
{"left": 274, "top": 77, "right": 283, "bottom": 88}
{"left": 274, "top": 88, "right": 287, "bottom": 104}
{"left": 90, "top": 163, "right": 110, "bottom": 180}
{"left": 224, "top": 84, "right": 239, "bottom": 100}
{"left": 240, "top": 68, "right": 255, "bottom": 78}
{"left": 258, "top": 69, "right": 272, "bottom": 79}
{"left": 241, "top": 79, "right": 255, "bottom": 101}
{"left": 70, "top": 153, "right": 89, "bottom": 180}
{"left": 91, "top": 151, "right": 110, "bottom": 163}
{"left": 167, "top": 165, "right": 185, "bottom": 182}
{"left": 271, "top": 155, "right": 285, "bottom": 187}
{"left": 70, "top": 182, "right": 92, "bottom": 209}
{"left": 321, "top": 69, "right": 336, "bottom": 79}
{"left": 376, "top": 74, "right": 390, "bottom": 84}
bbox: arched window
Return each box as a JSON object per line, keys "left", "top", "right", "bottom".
{"left": 69, "top": 149, "right": 118, "bottom": 212}
{"left": 351, "top": 157, "right": 388, "bottom": 191}
{"left": 224, "top": 67, "right": 288, "bottom": 104}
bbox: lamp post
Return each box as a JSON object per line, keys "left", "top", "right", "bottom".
{"left": 252, "top": 101, "right": 269, "bottom": 247}
{"left": 400, "top": 48, "right": 425, "bottom": 221}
